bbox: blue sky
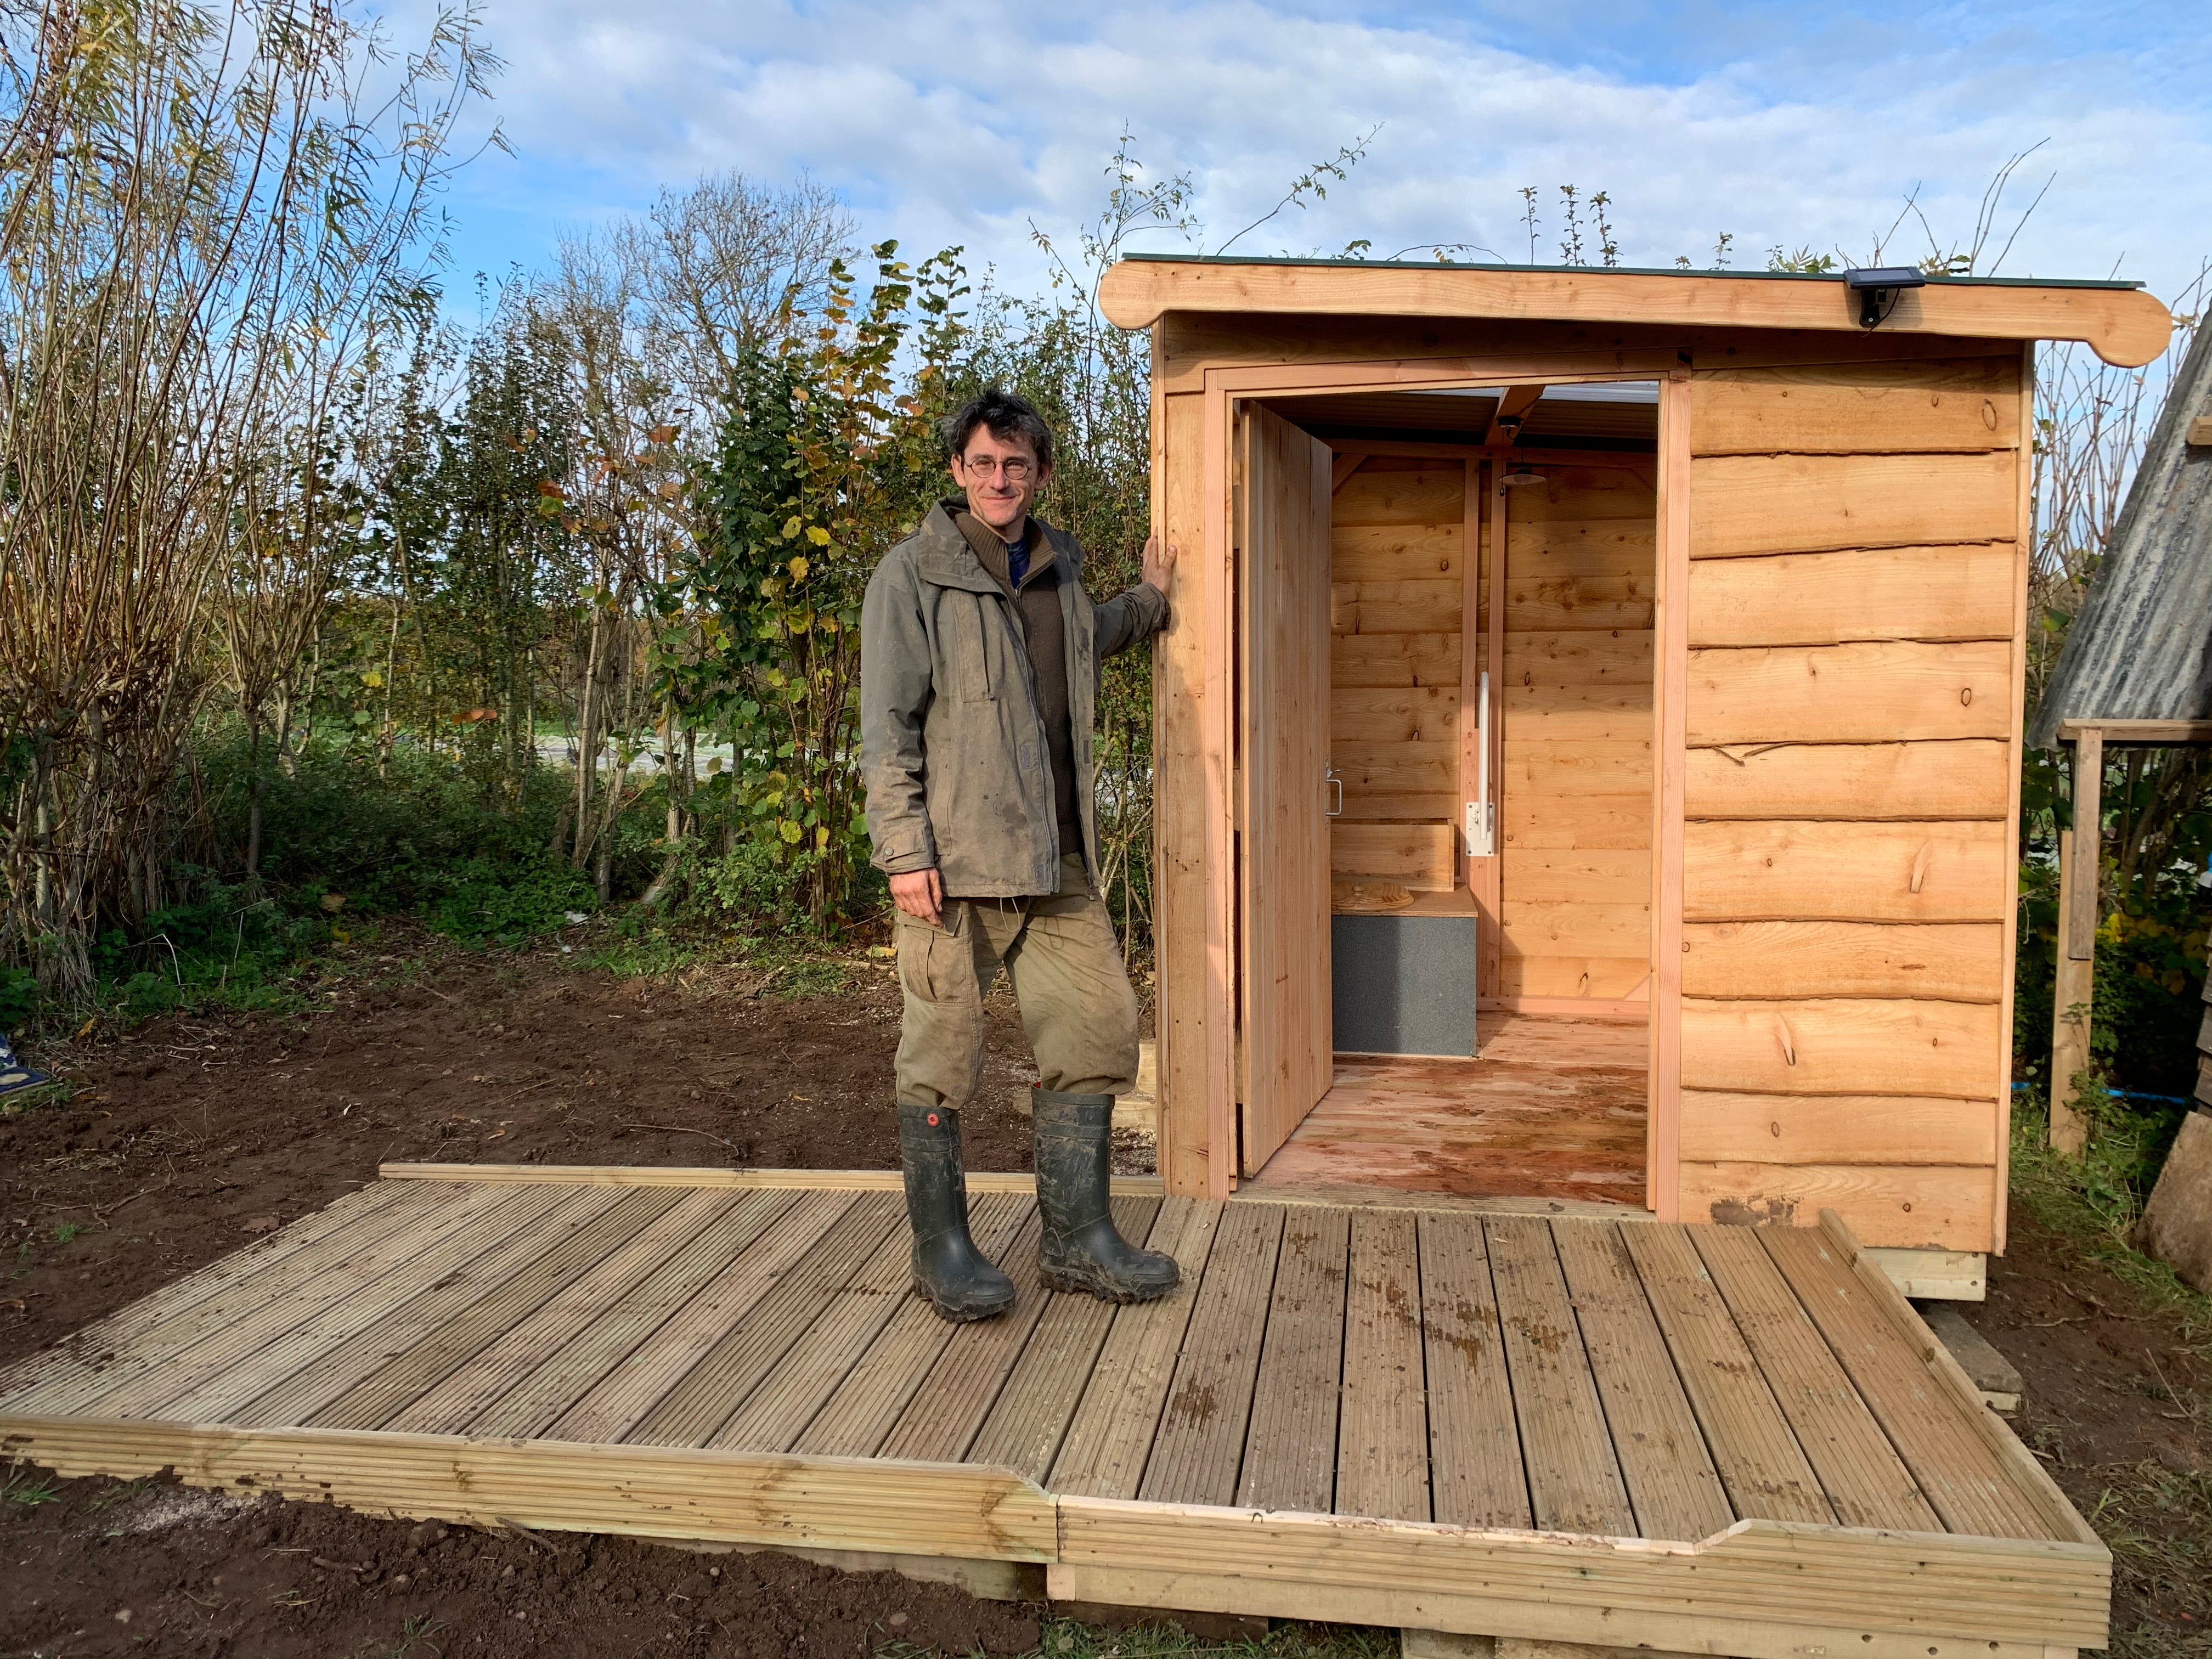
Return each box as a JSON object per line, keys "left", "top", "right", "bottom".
{"left": 401, "top": 0, "right": 2211, "bottom": 311}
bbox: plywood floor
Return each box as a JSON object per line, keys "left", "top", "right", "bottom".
{"left": 0, "top": 1166, "right": 2072, "bottom": 1545}
{"left": 1245, "top": 1014, "right": 1647, "bottom": 1207}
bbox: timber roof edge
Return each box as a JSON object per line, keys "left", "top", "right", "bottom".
{"left": 1101, "top": 256, "right": 2175, "bottom": 367}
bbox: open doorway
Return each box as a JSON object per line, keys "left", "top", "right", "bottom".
{"left": 1234, "top": 381, "right": 1660, "bottom": 1207}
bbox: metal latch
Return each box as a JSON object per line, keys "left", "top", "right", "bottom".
{"left": 1325, "top": 765, "right": 1342, "bottom": 817}
{"left": 1465, "top": 671, "right": 1495, "bottom": 856}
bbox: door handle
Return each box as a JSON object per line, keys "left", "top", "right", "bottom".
{"left": 1325, "top": 765, "right": 1343, "bottom": 817}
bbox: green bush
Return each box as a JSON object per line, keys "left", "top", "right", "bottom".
{"left": 87, "top": 872, "right": 328, "bottom": 1020}
{"left": 202, "top": 733, "right": 582, "bottom": 917}
{"left": 0, "top": 966, "right": 38, "bottom": 1034}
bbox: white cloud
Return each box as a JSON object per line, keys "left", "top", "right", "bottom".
{"left": 411, "top": 0, "right": 2212, "bottom": 308}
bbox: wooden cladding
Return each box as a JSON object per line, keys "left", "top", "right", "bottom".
{"left": 1687, "top": 545, "right": 2017, "bottom": 647}
{"left": 1500, "top": 459, "right": 1656, "bottom": 1006}
{"left": 1688, "top": 452, "right": 2016, "bottom": 558}
{"left": 1686, "top": 641, "right": 2013, "bottom": 744}
{"left": 1680, "top": 1091, "right": 1998, "bottom": 1166}
{"left": 1679, "top": 998, "right": 2002, "bottom": 1098}
{"left": 1331, "top": 822, "right": 1456, "bottom": 889}
{"left": 1672, "top": 358, "right": 2026, "bottom": 1252}
{"left": 1688, "top": 359, "right": 2021, "bottom": 456}
{"left": 1329, "top": 457, "right": 1470, "bottom": 881}
{"left": 1683, "top": 821, "right": 2011, "bottom": 923}
{"left": 1681, "top": 921, "right": 2005, "bottom": 1004}
{"left": 1684, "top": 740, "right": 2011, "bottom": 821}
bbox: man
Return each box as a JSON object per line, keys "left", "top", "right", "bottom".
{"left": 861, "top": 387, "right": 1178, "bottom": 1322}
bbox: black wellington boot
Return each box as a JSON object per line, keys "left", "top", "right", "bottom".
{"left": 898, "top": 1102, "right": 1017, "bottom": 1322}
{"left": 1032, "top": 1087, "right": 1181, "bottom": 1302}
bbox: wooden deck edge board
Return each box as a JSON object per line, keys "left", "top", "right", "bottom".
{"left": 0, "top": 1413, "right": 2104, "bottom": 1649}
{"left": 1815, "top": 1209, "right": 2101, "bottom": 1548}
{"left": 1225, "top": 1188, "right": 1652, "bottom": 1220}
{"left": 0, "top": 1415, "right": 1057, "bottom": 1563}
{"left": 1864, "top": 1246, "right": 1985, "bottom": 1302}
{"left": 377, "top": 1164, "right": 1166, "bottom": 1197}
{"left": 1052, "top": 1498, "right": 2108, "bottom": 1646}
{"left": 1048, "top": 1565, "right": 2075, "bottom": 1659}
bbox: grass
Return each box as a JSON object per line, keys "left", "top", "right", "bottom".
{"left": 2010, "top": 1102, "right": 2212, "bottom": 1361}
{"left": 2, "top": 1463, "right": 60, "bottom": 1508}
{"left": 346, "top": 1616, "right": 447, "bottom": 1659}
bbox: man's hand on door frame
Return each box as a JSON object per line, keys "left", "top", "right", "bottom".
{"left": 1142, "top": 535, "right": 1178, "bottom": 596}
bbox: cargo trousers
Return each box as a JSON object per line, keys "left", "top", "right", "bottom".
{"left": 893, "top": 853, "right": 1141, "bottom": 1111}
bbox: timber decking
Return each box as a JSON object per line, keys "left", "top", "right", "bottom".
{"left": 0, "top": 1165, "right": 2105, "bottom": 1659}
{"left": 1242, "top": 1013, "right": 1647, "bottom": 1206}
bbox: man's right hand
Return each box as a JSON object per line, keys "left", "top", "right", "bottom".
{"left": 890, "top": 868, "right": 944, "bottom": 926}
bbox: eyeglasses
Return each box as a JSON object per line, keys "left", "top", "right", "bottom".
{"left": 958, "top": 454, "right": 1035, "bottom": 482}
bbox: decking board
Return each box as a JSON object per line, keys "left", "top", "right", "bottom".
{"left": 1048, "top": 1197, "right": 1222, "bottom": 1499}
{"left": 232, "top": 1187, "right": 635, "bottom": 1430}
{"left": 794, "top": 1193, "right": 1030, "bottom": 1459}
{"left": 315, "top": 1188, "right": 686, "bottom": 1434}
{"left": 1336, "top": 1210, "right": 1430, "bottom": 1521}
{"left": 968, "top": 1197, "right": 1163, "bottom": 1482}
{"left": 1486, "top": 1215, "right": 1636, "bottom": 1535}
{"left": 1235, "top": 1205, "right": 1348, "bottom": 1514}
{"left": 0, "top": 1167, "right": 2109, "bottom": 1659}
{"left": 1691, "top": 1223, "right": 1943, "bottom": 1532}
{"left": 1137, "top": 1203, "right": 1285, "bottom": 1505}
{"left": 1617, "top": 1221, "right": 1834, "bottom": 1524}
{"left": 627, "top": 1190, "right": 904, "bottom": 1448}
{"left": 1418, "top": 1212, "right": 1532, "bottom": 1529}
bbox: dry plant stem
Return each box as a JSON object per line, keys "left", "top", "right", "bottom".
{"left": 0, "top": 0, "right": 493, "bottom": 998}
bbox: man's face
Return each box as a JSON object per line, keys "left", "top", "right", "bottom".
{"left": 952, "top": 425, "right": 1043, "bottom": 538}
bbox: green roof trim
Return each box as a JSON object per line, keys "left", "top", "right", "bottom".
{"left": 1115, "top": 251, "right": 2145, "bottom": 292}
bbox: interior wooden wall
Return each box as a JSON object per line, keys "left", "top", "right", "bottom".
{"left": 1673, "top": 356, "right": 2024, "bottom": 1252}
{"left": 1498, "top": 459, "right": 1657, "bottom": 1004}
{"left": 1330, "top": 458, "right": 1469, "bottom": 887}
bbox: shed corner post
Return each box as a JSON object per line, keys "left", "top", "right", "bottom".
{"left": 1647, "top": 370, "right": 1693, "bottom": 1221}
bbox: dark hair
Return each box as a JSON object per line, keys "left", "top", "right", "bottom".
{"left": 941, "top": 387, "right": 1054, "bottom": 473}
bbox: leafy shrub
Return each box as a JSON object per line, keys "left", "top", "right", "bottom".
{"left": 0, "top": 966, "right": 38, "bottom": 1034}
{"left": 87, "top": 872, "right": 329, "bottom": 1020}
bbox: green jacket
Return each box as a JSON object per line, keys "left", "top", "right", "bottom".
{"left": 861, "top": 502, "right": 1168, "bottom": 897}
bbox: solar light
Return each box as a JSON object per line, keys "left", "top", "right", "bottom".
{"left": 1844, "top": 267, "right": 1927, "bottom": 330}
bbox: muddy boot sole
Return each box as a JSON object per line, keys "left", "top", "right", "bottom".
{"left": 912, "top": 1274, "right": 1014, "bottom": 1322}
{"left": 1038, "top": 1261, "right": 1177, "bottom": 1304}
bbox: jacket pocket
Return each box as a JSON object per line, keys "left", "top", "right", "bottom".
{"left": 952, "top": 593, "right": 996, "bottom": 702}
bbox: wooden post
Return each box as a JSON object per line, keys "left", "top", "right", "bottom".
{"left": 2049, "top": 726, "right": 2102, "bottom": 1157}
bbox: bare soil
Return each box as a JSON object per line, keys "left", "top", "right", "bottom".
{"left": 2, "top": 930, "right": 1059, "bottom": 1364}
{"left": 2, "top": 933, "right": 2207, "bottom": 1657}
{"left": 1970, "top": 1211, "right": 2211, "bottom": 1650}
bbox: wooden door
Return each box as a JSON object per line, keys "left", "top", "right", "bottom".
{"left": 1237, "top": 404, "right": 1335, "bottom": 1176}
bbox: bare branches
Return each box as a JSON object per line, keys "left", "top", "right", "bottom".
{"left": 0, "top": 0, "right": 492, "bottom": 998}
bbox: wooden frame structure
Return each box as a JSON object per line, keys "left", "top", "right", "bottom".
{"left": 0, "top": 1165, "right": 2109, "bottom": 1658}
{"left": 1121, "top": 255, "right": 2176, "bottom": 1267}
{"left": 2049, "top": 718, "right": 2212, "bottom": 1152}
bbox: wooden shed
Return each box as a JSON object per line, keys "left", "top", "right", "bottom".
{"left": 0, "top": 259, "right": 2173, "bottom": 1659}
{"left": 1106, "top": 254, "right": 2174, "bottom": 1280}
